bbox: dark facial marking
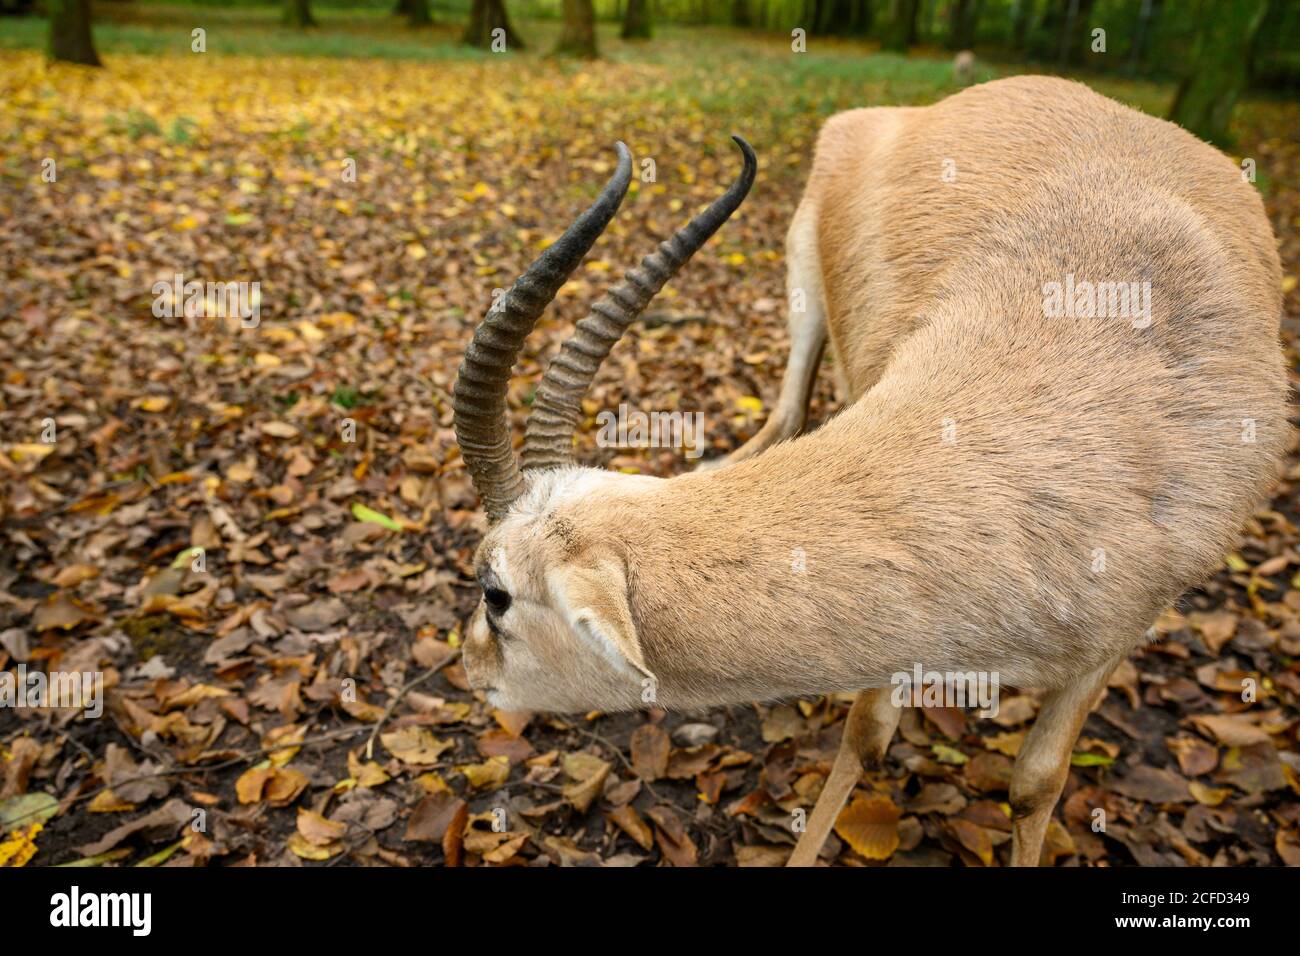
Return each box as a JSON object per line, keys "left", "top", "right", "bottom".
{"left": 477, "top": 565, "right": 511, "bottom": 616}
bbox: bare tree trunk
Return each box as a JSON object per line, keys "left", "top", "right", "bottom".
{"left": 946, "top": 0, "right": 982, "bottom": 50}
{"left": 406, "top": 0, "right": 432, "bottom": 25}
{"left": 1008, "top": 0, "right": 1035, "bottom": 50}
{"left": 622, "top": 0, "right": 653, "bottom": 38}
{"left": 1170, "top": 0, "right": 1268, "bottom": 145}
{"left": 48, "top": 0, "right": 101, "bottom": 66}
{"left": 880, "top": 0, "right": 919, "bottom": 51}
{"left": 463, "top": 0, "right": 523, "bottom": 49}
{"left": 1125, "top": 0, "right": 1159, "bottom": 73}
{"left": 554, "top": 0, "right": 598, "bottom": 57}
{"left": 282, "top": 0, "right": 316, "bottom": 28}
{"left": 732, "top": 0, "right": 752, "bottom": 28}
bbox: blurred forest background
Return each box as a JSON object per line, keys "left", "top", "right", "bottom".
{"left": 3, "top": 1, "right": 1299, "bottom": 143}
{"left": 2, "top": 1, "right": 1299, "bottom": 868}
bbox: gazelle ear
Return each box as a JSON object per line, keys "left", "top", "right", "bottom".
{"left": 548, "top": 559, "right": 654, "bottom": 682}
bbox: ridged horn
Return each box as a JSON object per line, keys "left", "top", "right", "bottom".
{"left": 453, "top": 143, "right": 633, "bottom": 521}
{"left": 521, "top": 135, "right": 757, "bottom": 471}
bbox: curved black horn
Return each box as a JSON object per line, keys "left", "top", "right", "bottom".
{"left": 521, "top": 135, "right": 757, "bottom": 471}
{"left": 453, "top": 143, "right": 633, "bottom": 521}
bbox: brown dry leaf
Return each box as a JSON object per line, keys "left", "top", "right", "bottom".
{"left": 404, "top": 792, "right": 466, "bottom": 844}
{"left": 1109, "top": 766, "right": 1192, "bottom": 804}
{"left": 1187, "top": 609, "right": 1238, "bottom": 654}
{"left": 33, "top": 592, "right": 100, "bottom": 632}
{"left": 77, "top": 799, "right": 191, "bottom": 856}
{"left": 287, "top": 832, "right": 340, "bottom": 861}
{"left": 834, "top": 794, "right": 901, "bottom": 860}
{"left": 1189, "top": 713, "right": 1270, "bottom": 747}
{"left": 646, "top": 805, "right": 698, "bottom": 867}
{"left": 344, "top": 750, "right": 388, "bottom": 786}
{"left": 52, "top": 564, "right": 100, "bottom": 588}
{"left": 443, "top": 801, "right": 470, "bottom": 866}
{"left": 382, "top": 727, "right": 454, "bottom": 766}
{"left": 1188, "top": 781, "right": 1233, "bottom": 806}
{"left": 1166, "top": 735, "right": 1219, "bottom": 776}
{"left": 562, "top": 751, "right": 611, "bottom": 813}
{"left": 492, "top": 709, "right": 532, "bottom": 737}
{"left": 983, "top": 731, "right": 1024, "bottom": 757}
{"left": 1277, "top": 829, "right": 1300, "bottom": 866}
{"left": 1215, "top": 743, "right": 1287, "bottom": 794}
{"left": 947, "top": 818, "right": 995, "bottom": 866}
{"left": 606, "top": 804, "right": 655, "bottom": 851}
{"left": 458, "top": 755, "right": 510, "bottom": 791}
{"left": 297, "top": 808, "right": 347, "bottom": 846}
{"left": 235, "top": 766, "right": 274, "bottom": 805}
{"left": 630, "top": 723, "right": 671, "bottom": 782}
{"left": 760, "top": 704, "right": 803, "bottom": 742}
{"left": 87, "top": 790, "right": 136, "bottom": 813}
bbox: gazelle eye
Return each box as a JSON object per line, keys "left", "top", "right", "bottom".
{"left": 484, "top": 587, "right": 511, "bottom": 614}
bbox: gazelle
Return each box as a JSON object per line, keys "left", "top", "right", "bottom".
{"left": 452, "top": 75, "right": 1288, "bottom": 866}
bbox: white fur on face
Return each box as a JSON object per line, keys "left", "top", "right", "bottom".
{"left": 461, "top": 467, "right": 663, "bottom": 714}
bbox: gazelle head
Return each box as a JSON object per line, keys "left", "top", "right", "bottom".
{"left": 452, "top": 137, "right": 756, "bottom": 713}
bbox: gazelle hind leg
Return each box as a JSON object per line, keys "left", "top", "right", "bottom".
{"left": 709, "top": 201, "right": 828, "bottom": 468}
{"left": 1008, "top": 656, "right": 1122, "bottom": 866}
{"left": 787, "top": 689, "right": 900, "bottom": 866}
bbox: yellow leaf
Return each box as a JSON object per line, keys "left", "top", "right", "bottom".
{"left": 8, "top": 443, "right": 55, "bottom": 463}
{"left": 458, "top": 755, "right": 511, "bottom": 791}
{"left": 834, "top": 795, "right": 901, "bottom": 860}
{"left": 0, "top": 823, "right": 42, "bottom": 868}
{"left": 287, "top": 832, "right": 339, "bottom": 861}
{"left": 382, "top": 727, "right": 453, "bottom": 766}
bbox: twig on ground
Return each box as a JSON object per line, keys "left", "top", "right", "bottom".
{"left": 363, "top": 649, "right": 462, "bottom": 760}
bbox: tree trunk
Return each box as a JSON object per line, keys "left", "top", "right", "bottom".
{"left": 463, "top": 0, "right": 523, "bottom": 49}
{"left": 554, "top": 0, "right": 598, "bottom": 57}
{"left": 1008, "top": 0, "right": 1035, "bottom": 50}
{"left": 406, "top": 0, "right": 431, "bottom": 25}
{"left": 1125, "top": 0, "right": 1159, "bottom": 73}
{"left": 48, "top": 0, "right": 101, "bottom": 66}
{"left": 880, "top": 0, "right": 919, "bottom": 52}
{"left": 282, "top": 0, "right": 316, "bottom": 28}
{"left": 732, "top": 0, "right": 752, "bottom": 28}
{"left": 946, "top": 0, "right": 982, "bottom": 50}
{"left": 1169, "top": 0, "right": 1268, "bottom": 145}
{"left": 622, "top": 0, "right": 652, "bottom": 37}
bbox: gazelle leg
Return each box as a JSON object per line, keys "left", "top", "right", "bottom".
{"left": 787, "top": 688, "right": 900, "bottom": 867}
{"left": 1008, "top": 657, "right": 1121, "bottom": 866}
{"left": 709, "top": 201, "right": 828, "bottom": 469}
